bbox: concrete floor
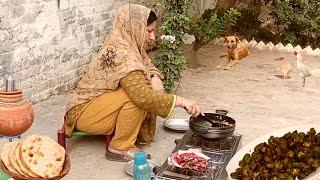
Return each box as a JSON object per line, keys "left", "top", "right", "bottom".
{"left": 1, "top": 46, "right": 320, "bottom": 179}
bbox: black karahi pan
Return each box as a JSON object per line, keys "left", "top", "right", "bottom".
{"left": 189, "top": 110, "right": 236, "bottom": 139}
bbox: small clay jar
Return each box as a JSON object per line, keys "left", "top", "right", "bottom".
{"left": 0, "top": 89, "right": 34, "bottom": 136}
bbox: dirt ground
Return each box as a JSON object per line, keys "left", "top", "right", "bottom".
{"left": 1, "top": 44, "right": 320, "bottom": 180}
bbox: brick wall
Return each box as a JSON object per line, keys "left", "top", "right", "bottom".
{"left": 0, "top": 0, "right": 134, "bottom": 104}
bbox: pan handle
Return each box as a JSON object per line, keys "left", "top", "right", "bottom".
{"left": 185, "top": 107, "right": 228, "bottom": 116}
{"left": 215, "top": 109, "right": 228, "bottom": 115}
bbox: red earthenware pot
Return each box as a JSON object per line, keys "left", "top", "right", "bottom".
{"left": 0, "top": 90, "right": 34, "bottom": 136}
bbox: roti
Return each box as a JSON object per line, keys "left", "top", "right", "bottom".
{"left": 15, "top": 143, "right": 39, "bottom": 177}
{"left": 0, "top": 142, "right": 19, "bottom": 174}
{"left": 8, "top": 141, "right": 29, "bottom": 177}
{"left": 20, "top": 135, "right": 65, "bottom": 178}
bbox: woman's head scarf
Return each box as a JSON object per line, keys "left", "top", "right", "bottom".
{"left": 67, "top": 4, "right": 155, "bottom": 110}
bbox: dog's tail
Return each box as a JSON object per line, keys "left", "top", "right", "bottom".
{"left": 219, "top": 54, "right": 228, "bottom": 58}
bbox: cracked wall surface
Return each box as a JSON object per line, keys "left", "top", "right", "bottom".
{"left": 0, "top": 0, "right": 134, "bottom": 104}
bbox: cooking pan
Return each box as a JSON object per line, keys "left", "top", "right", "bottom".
{"left": 189, "top": 111, "right": 235, "bottom": 139}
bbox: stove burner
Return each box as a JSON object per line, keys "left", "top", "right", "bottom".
{"left": 155, "top": 130, "right": 242, "bottom": 180}
{"left": 159, "top": 162, "right": 221, "bottom": 180}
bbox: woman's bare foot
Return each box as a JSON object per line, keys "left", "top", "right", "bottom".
{"left": 108, "top": 146, "right": 140, "bottom": 160}
{"left": 108, "top": 146, "right": 128, "bottom": 155}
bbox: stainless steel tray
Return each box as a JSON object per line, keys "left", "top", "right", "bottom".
{"left": 163, "top": 119, "right": 189, "bottom": 132}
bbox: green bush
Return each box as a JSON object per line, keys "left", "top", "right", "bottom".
{"left": 189, "top": 8, "right": 240, "bottom": 51}
{"left": 154, "top": 0, "right": 190, "bottom": 92}
{"left": 142, "top": 1, "right": 239, "bottom": 91}
{"left": 270, "top": 0, "right": 320, "bottom": 48}
{"left": 233, "top": 0, "right": 320, "bottom": 48}
{"left": 232, "top": 5, "right": 276, "bottom": 43}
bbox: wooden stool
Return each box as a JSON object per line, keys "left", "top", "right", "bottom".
{"left": 57, "top": 116, "right": 113, "bottom": 151}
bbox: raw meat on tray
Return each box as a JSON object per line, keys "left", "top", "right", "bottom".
{"left": 170, "top": 149, "right": 210, "bottom": 172}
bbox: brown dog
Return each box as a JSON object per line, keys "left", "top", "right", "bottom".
{"left": 216, "top": 36, "right": 250, "bottom": 70}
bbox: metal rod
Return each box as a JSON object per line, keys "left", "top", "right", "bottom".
{"left": 0, "top": 134, "right": 21, "bottom": 141}
{"left": 5, "top": 76, "right": 15, "bottom": 92}
{"left": 163, "top": 170, "right": 191, "bottom": 180}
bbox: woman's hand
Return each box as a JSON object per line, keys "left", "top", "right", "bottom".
{"left": 151, "top": 75, "right": 164, "bottom": 92}
{"left": 176, "top": 96, "right": 204, "bottom": 117}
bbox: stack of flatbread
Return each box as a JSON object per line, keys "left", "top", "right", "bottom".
{"left": 0, "top": 135, "right": 65, "bottom": 179}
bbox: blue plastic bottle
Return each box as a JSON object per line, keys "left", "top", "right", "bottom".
{"left": 133, "top": 151, "right": 151, "bottom": 180}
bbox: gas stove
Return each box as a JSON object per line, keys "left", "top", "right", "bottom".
{"left": 154, "top": 130, "right": 242, "bottom": 180}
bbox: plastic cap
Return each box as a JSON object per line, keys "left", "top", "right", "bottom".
{"left": 134, "top": 151, "right": 147, "bottom": 165}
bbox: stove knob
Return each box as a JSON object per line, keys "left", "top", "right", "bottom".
{"left": 152, "top": 166, "right": 161, "bottom": 175}
{"left": 174, "top": 139, "right": 181, "bottom": 144}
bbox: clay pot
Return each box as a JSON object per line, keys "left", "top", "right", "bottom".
{"left": 0, "top": 90, "right": 34, "bottom": 136}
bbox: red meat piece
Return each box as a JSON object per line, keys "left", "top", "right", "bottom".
{"left": 173, "top": 152, "right": 208, "bottom": 172}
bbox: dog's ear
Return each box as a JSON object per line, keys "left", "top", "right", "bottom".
{"left": 224, "top": 37, "right": 227, "bottom": 43}
{"left": 235, "top": 37, "right": 240, "bottom": 43}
